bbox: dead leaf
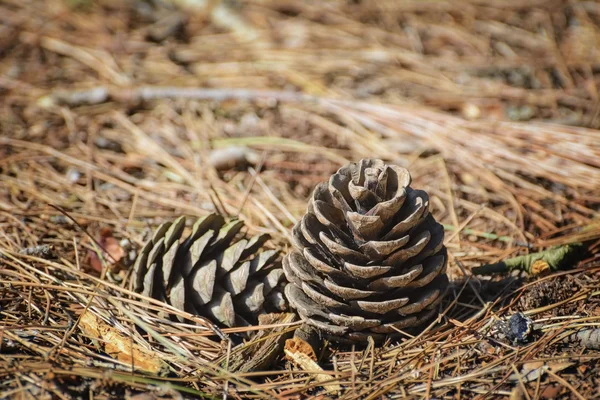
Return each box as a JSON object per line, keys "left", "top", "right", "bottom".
{"left": 79, "top": 310, "right": 168, "bottom": 375}
{"left": 87, "top": 227, "right": 126, "bottom": 274}
{"left": 540, "top": 384, "right": 563, "bottom": 399}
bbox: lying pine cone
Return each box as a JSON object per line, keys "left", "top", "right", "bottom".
{"left": 284, "top": 159, "right": 448, "bottom": 342}
{"left": 131, "top": 215, "right": 287, "bottom": 328}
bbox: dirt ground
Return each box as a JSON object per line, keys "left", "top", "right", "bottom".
{"left": 1, "top": 0, "right": 600, "bottom": 399}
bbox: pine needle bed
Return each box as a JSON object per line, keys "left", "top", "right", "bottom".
{"left": 1, "top": 0, "right": 600, "bottom": 398}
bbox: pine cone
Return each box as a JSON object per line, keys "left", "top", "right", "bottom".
{"left": 283, "top": 159, "right": 448, "bottom": 342}
{"left": 131, "top": 215, "right": 287, "bottom": 328}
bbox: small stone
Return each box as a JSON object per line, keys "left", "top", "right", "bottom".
{"left": 507, "top": 312, "right": 534, "bottom": 345}
{"left": 461, "top": 103, "right": 481, "bottom": 120}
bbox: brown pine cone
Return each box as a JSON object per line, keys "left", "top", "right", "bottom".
{"left": 283, "top": 159, "right": 448, "bottom": 342}
{"left": 131, "top": 215, "right": 286, "bottom": 328}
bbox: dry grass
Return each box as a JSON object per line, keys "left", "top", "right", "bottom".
{"left": 1, "top": 0, "right": 600, "bottom": 398}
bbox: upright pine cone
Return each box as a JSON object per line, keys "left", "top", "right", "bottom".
{"left": 131, "top": 215, "right": 286, "bottom": 328}
{"left": 284, "top": 159, "right": 448, "bottom": 342}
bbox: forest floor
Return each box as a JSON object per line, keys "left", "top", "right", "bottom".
{"left": 1, "top": 0, "right": 600, "bottom": 398}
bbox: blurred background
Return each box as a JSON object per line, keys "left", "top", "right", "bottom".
{"left": 2, "top": 0, "right": 599, "bottom": 269}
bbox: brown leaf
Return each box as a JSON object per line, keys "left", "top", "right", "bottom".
{"left": 78, "top": 311, "right": 168, "bottom": 375}
{"left": 540, "top": 384, "right": 563, "bottom": 399}
{"left": 87, "top": 227, "right": 125, "bottom": 274}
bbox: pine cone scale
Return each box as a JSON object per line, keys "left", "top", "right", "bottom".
{"left": 323, "top": 279, "right": 376, "bottom": 300}
{"left": 398, "top": 289, "right": 441, "bottom": 315}
{"left": 367, "top": 264, "right": 423, "bottom": 290}
{"left": 302, "top": 282, "right": 347, "bottom": 309}
{"left": 358, "top": 235, "right": 410, "bottom": 259}
{"left": 224, "top": 261, "right": 250, "bottom": 295}
{"left": 371, "top": 316, "right": 419, "bottom": 334}
{"left": 132, "top": 240, "right": 153, "bottom": 292}
{"left": 311, "top": 198, "right": 344, "bottom": 226}
{"left": 169, "top": 278, "right": 185, "bottom": 314}
{"left": 328, "top": 314, "right": 380, "bottom": 330}
{"left": 219, "top": 240, "right": 247, "bottom": 274}
{"left": 343, "top": 262, "right": 391, "bottom": 279}
{"left": 285, "top": 285, "right": 344, "bottom": 331}
{"left": 353, "top": 297, "right": 410, "bottom": 314}
{"left": 191, "top": 260, "right": 216, "bottom": 304}
{"left": 187, "top": 233, "right": 212, "bottom": 274}
{"left": 319, "top": 232, "right": 367, "bottom": 261}
{"left": 303, "top": 248, "right": 341, "bottom": 276}
{"left": 383, "top": 230, "right": 430, "bottom": 265}
{"left": 161, "top": 241, "right": 179, "bottom": 288}
{"left": 406, "top": 255, "right": 446, "bottom": 288}
{"left": 164, "top": 217, "right": 186, "bottom": 248}
{"left": 141, "top": 263, "right": 158, "bottom": 298}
